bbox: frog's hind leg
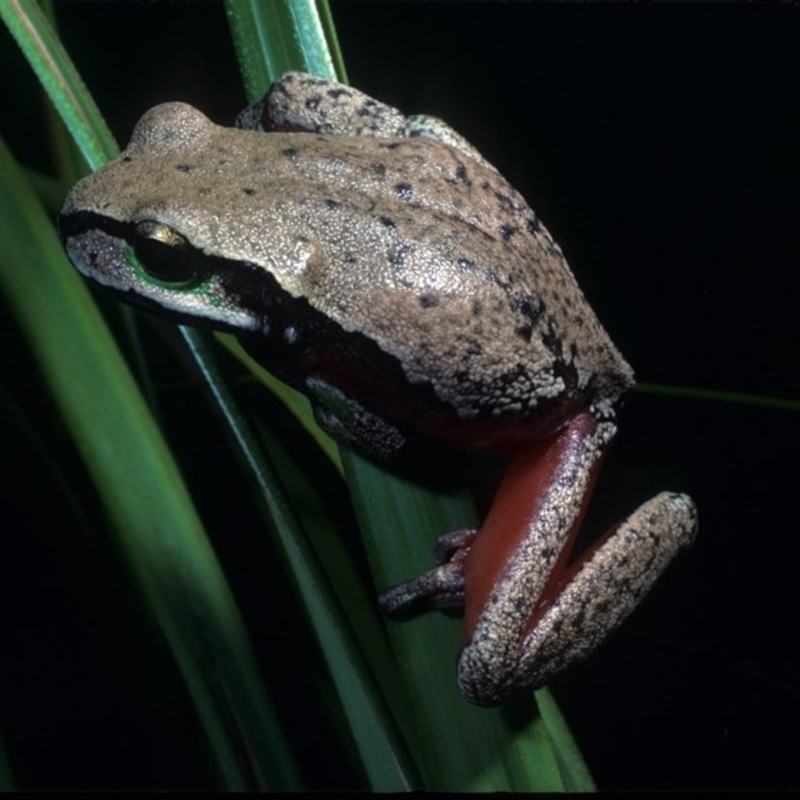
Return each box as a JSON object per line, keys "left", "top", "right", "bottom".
{"left": 501, "top": 490, "right": 698, "bottom": 699}
{"left": 380, "top": 410, "right": 697, "bottom": 706}
{"left": 457, "top": 411, "right": 697, "bottom": 705}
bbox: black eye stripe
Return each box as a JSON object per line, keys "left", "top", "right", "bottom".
{"left": 58, "top": 211, "right": 216, "bottom": 287}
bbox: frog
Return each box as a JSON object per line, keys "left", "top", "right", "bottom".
{"left": 58, "top": 72, "right": 697, "bottom": 706}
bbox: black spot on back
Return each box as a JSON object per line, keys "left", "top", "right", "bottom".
{"left": 418, "top": 294, "right": 439, "bottom": 308}
{"left": 515, "top": 324, "right": 533, "bottom": 342}
{"left": 499, "top": 224, "right": 517, "bottom": 241}
{"left": 389, "top": 244, "right": 412, "bottom": 268}
{"left": 526, "top": 216, "right": 543, "bottom": 235}
{"left": 511, "top": 293, "right": 545, "bottom": 325}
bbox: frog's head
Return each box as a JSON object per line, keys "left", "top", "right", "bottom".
{"left": 59, "top": 103, "right": 267, "bottom": 332}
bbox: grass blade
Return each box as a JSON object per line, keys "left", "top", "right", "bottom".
{"left": 0, "top": 128, "right": 298, "bottom": 791}
{"left": 0, "top": 0, "right": 117, "bottom": 169}
{"left": 223, "top": 0, "right": 593, "bottom": 790}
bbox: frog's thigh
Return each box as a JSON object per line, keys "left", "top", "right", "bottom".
{"left": 305, "top": 376, "right": 406, "bottom": 459}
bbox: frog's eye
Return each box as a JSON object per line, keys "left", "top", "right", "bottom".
{"left": 132, "top": 221, "right": 202, "bottom": 285}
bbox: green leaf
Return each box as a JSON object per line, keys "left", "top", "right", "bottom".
{"left": 227, "top": 0, "right": 346, "bottom": 99}
{"left": 0, "top": 131, "right": 301, "bottom": 789}
{"left": 0, "top": 0, "right": 117, "bottom": 169}
{"left": 222, "top": 0, "right": 591, "bottom": 789}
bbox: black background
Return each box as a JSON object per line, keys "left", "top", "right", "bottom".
{"left": 1, "top": 2, "right": 797, "bottom": 791}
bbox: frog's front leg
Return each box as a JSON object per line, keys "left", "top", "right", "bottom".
{"left": 380, "top": 411, "right": 697, "bottom": 707}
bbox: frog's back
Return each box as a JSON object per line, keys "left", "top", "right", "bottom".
{"left": 63, "top": 102, "right": 633, "bottom": 427}
{"left": 250, "top": 132, "right": 635, "bottom": 421}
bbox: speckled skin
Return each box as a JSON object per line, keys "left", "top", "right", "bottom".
{"left": 59, "top": 73, "right": 697, "bottom": 705}
{"left": 60, "top": 73, "right": 633, "bottom": 448}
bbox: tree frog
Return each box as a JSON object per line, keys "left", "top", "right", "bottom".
{"left": 59, "top": 72, "right": 697, "bottom": 706}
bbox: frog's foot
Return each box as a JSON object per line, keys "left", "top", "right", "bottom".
{"left": 458, "top": 490, "right": 697, "bottom": 705}
{"left": 378, "top": 528, "right": 477, "bottom": 615}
